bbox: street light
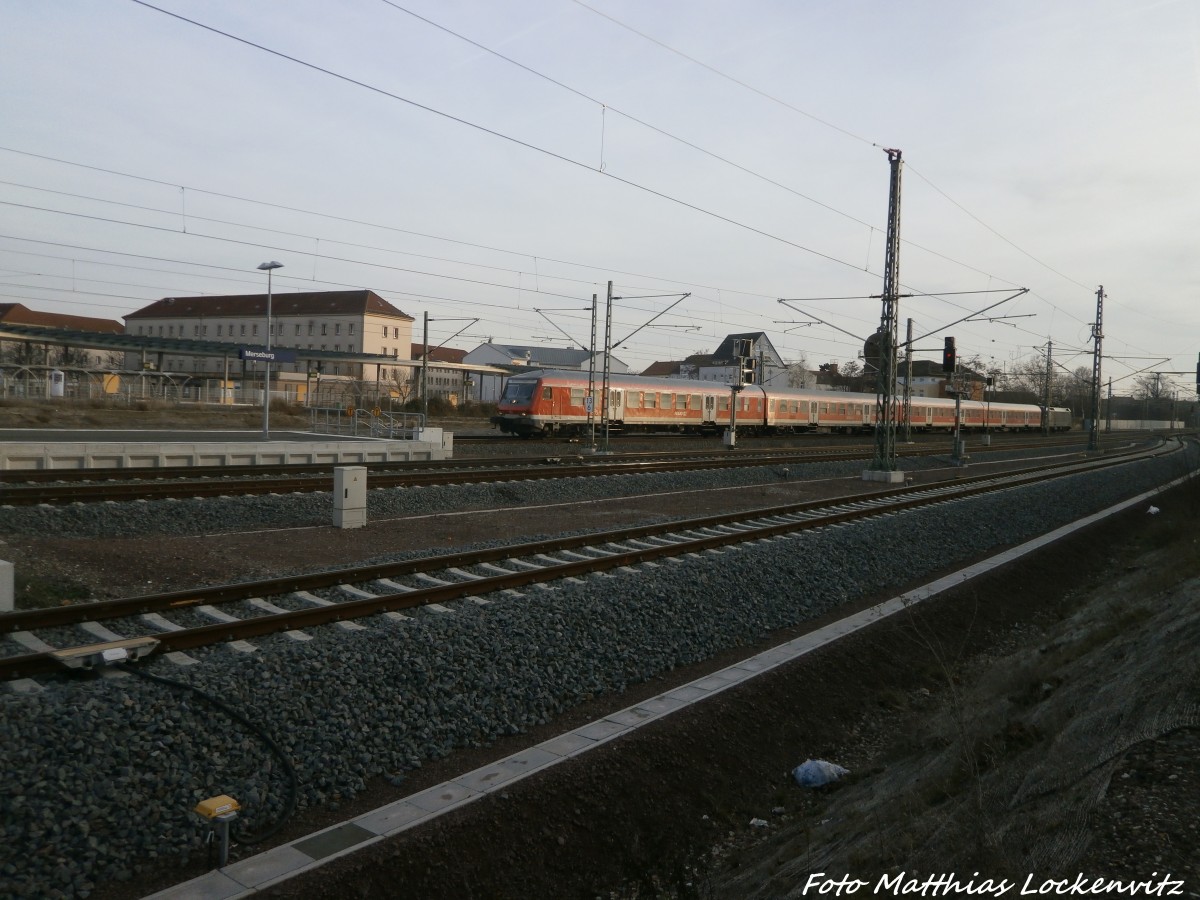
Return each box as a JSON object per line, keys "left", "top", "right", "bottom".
{"left": 256, "top": 261, "right": 283, "bottom": 437}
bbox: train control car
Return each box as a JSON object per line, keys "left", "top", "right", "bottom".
{"left": 490, "top": 370, "right": 1072, "bottom": 437}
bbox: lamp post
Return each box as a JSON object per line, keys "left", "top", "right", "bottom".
{"left": 256, "top": 261, "right": 283, "bottom": 436}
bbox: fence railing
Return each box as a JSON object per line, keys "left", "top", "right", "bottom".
{"left": 307, "top": 406, "right": 427, "bottom": 438}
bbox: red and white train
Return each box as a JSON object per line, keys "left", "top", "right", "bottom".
{"left": 491, "top": 369, "right": 1074, "bottom": 437}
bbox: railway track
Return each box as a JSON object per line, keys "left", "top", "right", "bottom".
{"left": 0, "top": 438, "right": 1168, "bottom": 680}
{"left": 0, "top": 435, "right": 1096, "bottom": 505}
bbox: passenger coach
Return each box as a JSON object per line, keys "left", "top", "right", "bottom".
{"left": 491, "top": 370, "right": 1071, "bottom": 437}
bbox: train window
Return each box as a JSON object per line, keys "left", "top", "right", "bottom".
{"left": 661, "top": 393, "right": 673, "bottom": 409}
{"left": 718, "top": 396, "right": 729, "bottom": 412}
{"left": 820, "top": 403, "right": 828, "bottom": 414}
{"left": 542, "top": 387, "right": 553, "bottom": 400}
{"left": 570, "top": 388, "right": 585, "bottom": 405}
{"left": 500, "top": 381, "right": 536, "bottom": 403}
{"left": 838, "top": 404, "right": 846, "bottom": 415}
{"left": 690, "top": 394, "right": 701, "bottom": 410}
{"left": 626, "top": 393, "right": 640, "bottom": 409}
{"left": 768, "top": 399, "right": 775, "bottom": 412}
{"left": 644, "top": 392, "right": 657, "bottom": 409}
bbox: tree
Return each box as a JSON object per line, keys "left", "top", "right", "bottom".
{"left": 786, "top": 352, "right": 813, "bottom": 388}
{"left": 1134, "top": 372, "right": 1170, "bottom": 401}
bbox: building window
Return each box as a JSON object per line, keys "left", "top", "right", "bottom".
{"left": 240, "top": 324, "right": 246, "bottom": 336}
{"left": 202, "top": 325, "right": 208, "bottom": 336}
{"left": 252, "top": 324, "right": 258, "bottom": 336}
{"left": 321, "top": 324, "right": 327, "bottom": 336}
{"left": 334, "top": 344, "right": 340, "bottom": 352}
{"left": 348, "top": 343, "right": 354, "bottom": 352}
{"left": 136, "top": 325, "right": 143, "bottom": 335}
{"left": 193, "top": 325, "right": 199, "bottom": 337}
{"left": 158, "top": 326, "right": 164, "bottom": 336}
{"left": 295, "top": 324, "right": 301, "bottom": 336}
{"left": 348, "top": 324, "right": 355, "bottom": 335}
{"left": 217, "top": 325, "right": 223, "bottom": 337}
{"left": 335, "top": 323, "right": 341, "bottom": 335}
{"left": 308, "top": 324, "right": 314, "bottom": 336}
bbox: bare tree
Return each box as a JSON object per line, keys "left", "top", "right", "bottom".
{"left": 786, "top": 352, "right": 813, "bottom": 388}
{"left": 1134, "top": 371, "right": 1170, "bottom": 401}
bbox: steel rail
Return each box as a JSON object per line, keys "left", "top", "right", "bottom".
{"left": 0, "top": 433, "right": 1096, "bottom": 485}
{"left": 0, "top": 440, "right": 1172, "bottom": 680}
{"left": 0, "top": 437, "right": 1099, "bottom": 506}
{"left": 0, "top": 439, "right": 1155, "bottom": 633}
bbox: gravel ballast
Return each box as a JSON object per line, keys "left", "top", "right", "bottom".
{"left": 0, "top": 445, "right": 1194, "bottom": 899}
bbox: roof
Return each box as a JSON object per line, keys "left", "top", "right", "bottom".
{"left": 640, "top": 361, "right": 682, "bottom": 377}
{"left": 124, "top": 290, "right": 414, "bottom": 321}
{"left": 0, "top": 302, "right": 124, "bottom": 334}
{"left": 710, "top": 332, "right": 784, "bottom": 366}
{"left": 411, "top": 344, "right": 467, "bottom": 364}
{"left": 489, "top": 344, "right": 595, "bottom": 367}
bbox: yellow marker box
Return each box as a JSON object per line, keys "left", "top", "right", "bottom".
{"left": 194, "top": 795, "right": 241, "bottom": 819}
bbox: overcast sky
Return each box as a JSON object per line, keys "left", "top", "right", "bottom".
{"left": 1, "top": 0, "right": 1197, "bottom": 394}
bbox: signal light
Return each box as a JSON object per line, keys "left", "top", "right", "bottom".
{"left": 942, "top": 337, "right": 956, "bottom": 373}
{"left": 741, "top": 357, "right": 758, "bottom": 384}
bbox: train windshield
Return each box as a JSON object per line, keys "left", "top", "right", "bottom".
{"left": 500, "top": 380, "right": 537, "bottom": 403}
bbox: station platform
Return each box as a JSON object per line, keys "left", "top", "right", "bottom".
{"left": 0, "top": 428, "right": 452, "bottom": 470}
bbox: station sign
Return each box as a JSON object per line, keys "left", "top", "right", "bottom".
{"left": 240, "top": 348, "right": 297, "bottom": 363}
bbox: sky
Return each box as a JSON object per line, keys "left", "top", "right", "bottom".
{"left": 1, "top": 0, "right": 1197, "bottom": 396}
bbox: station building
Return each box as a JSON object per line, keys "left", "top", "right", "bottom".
{"left": 122, "top": 290, "right": 415, "bottom": 380}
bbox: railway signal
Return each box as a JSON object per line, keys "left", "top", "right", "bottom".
{"left": 942, "top": 337, "right": 956, "bottom": 373}
{"left": 740, "top": 357, "right": 757, "bottom": 385}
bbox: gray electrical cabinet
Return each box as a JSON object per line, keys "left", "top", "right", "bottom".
{"left": 333, "top": 466, "right": 367, "bottom": 529}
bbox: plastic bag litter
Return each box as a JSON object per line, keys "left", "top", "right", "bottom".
{"left": 792, "top": 759, "right": 849, "bottom": 787}
{"left": 1147, "top": 505, "right": 1160, "bottom": 515}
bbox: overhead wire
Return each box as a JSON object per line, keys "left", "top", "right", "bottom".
{"left": 569, "top": 1, "right": 1111, "bottom": 325}
{"left": 115, "top": 1, "right": 1056, "bottom": 366}
{"left": 0, "top": 233, "right": 803, "bottom": 346}
{"left": 373, "top": 1, "right": 1029, "bottom": 291}
{"left": 5, "top": 4, "right": 1134, "bottom": 370}
{"left": 124, "top": 0, "right": 872, "bottom": 280}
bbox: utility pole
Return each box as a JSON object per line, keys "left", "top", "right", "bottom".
{"left": 902, "top": 317, "right": 913, "bottom": 442}
{"left": 1042, "top": 339, "right": 1053, "bottom": 437}
{"left": 601, "top": 281, "right": 613, "bottom": 453}
{"left": 421, "top": 310, "right": 429, "bottom": 422}
{"left": 866, "top": 148, "right": 904, "bottom": 482}
{"left": 1105, "top": 377, "right": 1112, "bottom": 433}
{"left": 587, "top": 293, "right": 597, "bottom": 451}
{"left": 1088, "top": 286, "right": 1104, "bottom": 451}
